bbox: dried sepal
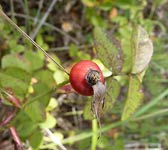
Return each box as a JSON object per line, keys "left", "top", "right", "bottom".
{"left": 92, "top": 81, "right": 106, "bottom": 137}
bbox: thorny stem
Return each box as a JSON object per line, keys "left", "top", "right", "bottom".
{"left": 0, "top": 8, "right": 70, "bottom": 76}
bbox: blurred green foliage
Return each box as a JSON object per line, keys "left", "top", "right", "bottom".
{"left": 0, "top": 0, "right": 168, "bottom": 149}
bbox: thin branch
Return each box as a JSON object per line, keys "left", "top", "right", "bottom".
{"left": 30, "top": 0, "right": 57, "bottom": 40}
{"left": 10, "top": 126, "right": 23, "bottom": 150}
{"left": 0, "top": 88, "right": 21, "bottom": 108}
{"left": 7, "top": 12, "right": 79, "bottom": 44}
{"left": 44, "top": 128, "right": 67, "bottom": 150}
{"left": 49, "top": 44, "right": 92, "bottom": 51}
{"left": 33, "top": 0, "right": 44, "bottom": 25}
{"left": 0, "top": 112, "right": 16, "bottom": 127}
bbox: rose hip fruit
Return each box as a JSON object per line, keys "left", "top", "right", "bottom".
{"left": 69, "top": 60, "right": 104, "bottom": 96}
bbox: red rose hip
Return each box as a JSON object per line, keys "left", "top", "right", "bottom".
{"left": 69, "top": 60, "right": 104, "bottom": 96}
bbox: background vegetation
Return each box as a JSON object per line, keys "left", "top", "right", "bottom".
{"left": 0, "top": 0, "right": 168, "bottom": 150}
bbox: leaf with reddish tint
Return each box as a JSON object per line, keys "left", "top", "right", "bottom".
{"left": 0, "top": 112, "right": 16, "bottom": 127}
{"left": 7, "top": 95, "right": 21, "bottom": 108}
{"left": 9, "top": 126, "right": 23, "bottom": 150}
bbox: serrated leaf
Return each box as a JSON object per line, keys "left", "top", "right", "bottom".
{"left": 94, "top": 27, "right": 123, "bottom": 75}
{"left": 105, "top": 77, "right": 120, "bottom": 112}
{"left": 0, "top": 68, "right": 31, "bottom": 98}
{"left": 132, "top": 26, "right": 153, "bottom": 74}
{"left": 121, "top": 75, "right": 143, "bottom": 121}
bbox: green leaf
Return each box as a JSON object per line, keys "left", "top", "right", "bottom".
{"left": 69, "top": 44, "right": 91, "bottom": 61}
{"left": 84, "top": 98, "right": 94, "bottom": 120}
{"left": 23, "top": 83, "right": 52, "bottom": 122}
{"left": 24, "top": 51, "right": 44, "bottom": 71}
{"left": 82, "top": 0, "right": 97, "bottom": 7}
{"left": 36, "top": 34, "right": 49, "bottom": 51}
{"left": 29, "top": 129, "right": 43, "bottom": 149}
{"left": 132, "top": 26, "right": 153, "bottom": 74}
{"left": 121, "top": 75, "right": 143, "bottom": 121}
{"left": 0, "top": 67, "right": 31, "bottom": 98}
{"left": 33, "top": 70, "right": 56, "bottom": 89}
{"left": 40, "top": 112, "right": 57, "bottom": 128}
{"left": 8, "top": 38, "right": 25, "bottom": 53}
{"left": 105, "top": 77, "right": 120, "bottom": 112}
{"left": 69, "top": 44, "right": 78, "bottom": 58}
{"left": 53, "top": 69, "right": 68, "bottom": 85}
{"left": 2, "top": 54, "right": 31, "bottom": 72}
{"left": 46, "top": 97, "right": 58, "bottom": 111}
{"left": 32, "top": 82, "right": 52, "bottom": 107}
{"left": 24, "top": 100, "right": 46, "bottom": 122}
{"left": 47, "top": 55, "right": 61, "bottom": 72}
{"left": 119, "top": 26, "right": 133, "bottom": 73}
{"left": 14, "top": 111, "right": 38, "bottom": 139}
{"left": 94, "top": 27, "right": 123, "bottom": 75}
{"left": 114, "top": 135, "right": 124, "bottom": 150}
{"left": 93, "top": 59, "right": 112, "bottom": 77}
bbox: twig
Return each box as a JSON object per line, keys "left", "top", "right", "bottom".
{"left": 7, "top": 12, "right": 79, "bottom": 44}
{"left": 10, "top": 0, "right": 15, "bottom": 21}
{"left": 9, "top": 126, "right": 23, "bottom": 150}
{"left": 0, "top": 88, "right": 21, "bottom": 108}
{"left": 49, "top": 44, "right": 92, "bottom": 51}
{"left": 33, "top": 0, "right": 44, "bottom": 25}
{"left": 0, "top": 112, "right": 16, "bottom": 127}
{"left": 0, "top": 9, "right": 69, "bottom": 75}
{"left": 23, "top": 0, "right": 31, "bottom": 32}
{"left": 30, "top": 0, "right": 57, "bottom": 40}
{"left": 44, "top": 128, "right": 67, "bottom": 150}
